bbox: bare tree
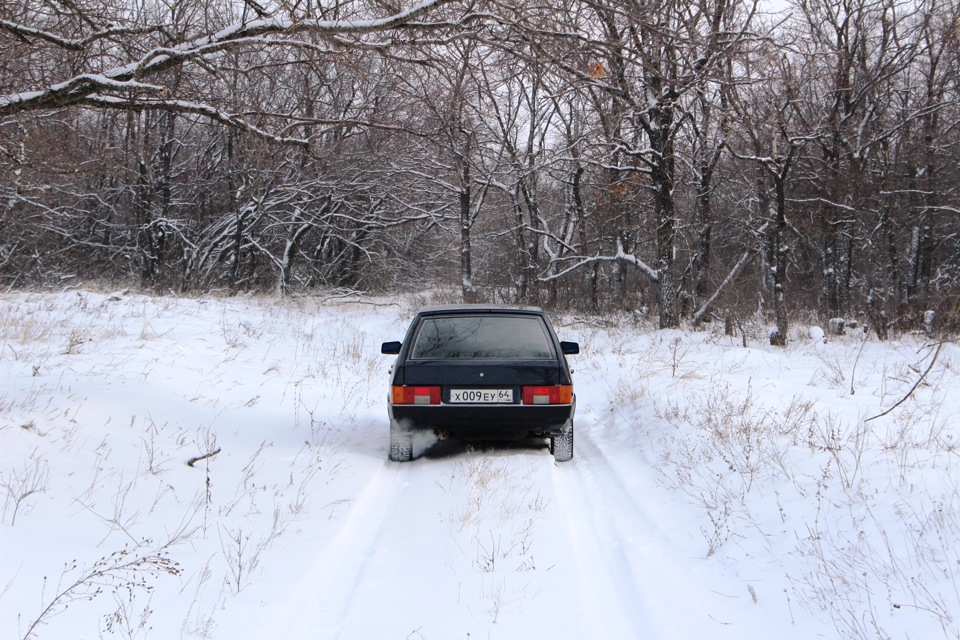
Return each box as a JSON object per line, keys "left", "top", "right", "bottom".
{"left": 0, "top": 0, "right": 476, "bottom": 290}
{"left": 499, "top": 0, "right": 757, "bottom": 325}
{"left": 728, "top": 38, "right": 815, "bottom": 346}
{"left": 791, "top": 0, "right": 924, "bottom": 319}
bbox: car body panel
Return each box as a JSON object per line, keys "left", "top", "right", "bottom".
{"left": 390, "top": 403, "right": 574, "bottom": 437}
{"left": 398, "top": 360, "right": 567, "bottom": 387}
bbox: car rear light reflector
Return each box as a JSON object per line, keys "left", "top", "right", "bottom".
{"left": 522, "top": 385, "right": 573, "bottom": 405}
{"left": 392, "top": 385, "right": 441, "bottom": 405}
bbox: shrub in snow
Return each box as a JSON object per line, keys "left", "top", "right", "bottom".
{"left": 827, "top": 318, "right": 845, "bottom": 335}
{"left": 768, "top": 328, "right": 786, "bottom": 346}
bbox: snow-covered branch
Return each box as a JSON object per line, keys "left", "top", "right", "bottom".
{"left": 0, "top": 20, "right": 164, "bottom": 51}
{"left": 79, "top": 95, "right": 309, "bottom": 146}
{"left": 0, "top": 0, "right": 460, "bottom": 118}
{"left": 540, "top": 238, "right": 659, "bottom": 285}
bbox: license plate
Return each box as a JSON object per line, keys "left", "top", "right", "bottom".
{"left": 449, "top": 389, "right": 513, "bottom": 404}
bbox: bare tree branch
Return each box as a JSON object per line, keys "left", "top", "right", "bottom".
{"left": 0, "top": 0, "right": 461, "bottom": 118}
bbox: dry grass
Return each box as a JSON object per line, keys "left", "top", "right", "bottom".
{"left": 645, "top": 331, "right": 960, "bottom": 638}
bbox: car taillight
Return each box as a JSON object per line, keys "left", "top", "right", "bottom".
{"left": 392, "top": 386, "right": 441, "bottom": 405}
{"left": 522, "top": 385, "right": 573, "bottom": 405}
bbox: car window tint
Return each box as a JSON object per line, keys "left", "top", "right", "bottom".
{"left": 411, "top": 316, "right": 553, "bottom": 359}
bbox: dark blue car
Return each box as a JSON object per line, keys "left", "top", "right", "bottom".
{"left": 381, "top": 305, "right": 579, "bottom": 462}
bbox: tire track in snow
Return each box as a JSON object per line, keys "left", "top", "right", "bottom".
{"left": 555, "top": 426, "right": 722, "bottom": 639}
{"left": 276, "top": 461, "right": 404, "bottom": 640}
{"left": 553, "top": 433, "right": 652, "bottom": 639}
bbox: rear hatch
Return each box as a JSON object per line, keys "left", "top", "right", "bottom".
{"left": 393, "top": 311, "right": 572, "bottom": 404}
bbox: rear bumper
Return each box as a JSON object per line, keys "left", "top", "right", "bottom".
{"left": 389, "top": 401, "right": 574, "bottom": 438}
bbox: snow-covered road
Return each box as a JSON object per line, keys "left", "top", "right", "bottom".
{"left": 262, "top": 426, "right": 738, "bottom": 640}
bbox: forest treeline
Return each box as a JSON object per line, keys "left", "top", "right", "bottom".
{"left": 1, "top": 0, "right": 958, "bottom": 341}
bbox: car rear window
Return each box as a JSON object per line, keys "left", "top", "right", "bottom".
{"left": 411, "top": 315, "right": 554, "bottom": 359}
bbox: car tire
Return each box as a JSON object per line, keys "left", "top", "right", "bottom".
{"left": 389, "top": 423, "right": 413, "bottom": 462}
{"left": 551, "top": 420, "right": 574, "bottom": 462}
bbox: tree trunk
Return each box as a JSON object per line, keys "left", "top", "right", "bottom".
{"left": 770, "top": 175, "right": 789, "bottom": 346}
{"left": 459, "top": 162, "right": 475, "bottom": 303}
{"left": 650, "top": 103, "right": 679, "bottom": 329}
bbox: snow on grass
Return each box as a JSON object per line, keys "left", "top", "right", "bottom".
{"left": 1, "top": 290, "right": 958, "bottom": 639}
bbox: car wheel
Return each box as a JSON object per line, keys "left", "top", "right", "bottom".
{"left": 551, "top": 420, "right": 574, "bottom": 462}
{"left": 389, "top": 423, "right": 413, "bottom": 462}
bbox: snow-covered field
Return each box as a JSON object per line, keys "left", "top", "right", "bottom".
{"left": 1, "top": 290, "right": 958, "bottom": 640}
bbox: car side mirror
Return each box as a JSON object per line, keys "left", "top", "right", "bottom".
{"left": 381, "top": 341, "right": 402, "bottom": 355}
{"left": 560, "top": 341, "right": 580, "bottom": 355}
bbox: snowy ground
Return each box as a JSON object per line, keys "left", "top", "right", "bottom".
{"left": 1, "top": 290, "right": 958, "bottom": 640}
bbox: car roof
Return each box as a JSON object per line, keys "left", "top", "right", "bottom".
{"left": 415, "top": 304, "right": 546, "bottom": 316}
